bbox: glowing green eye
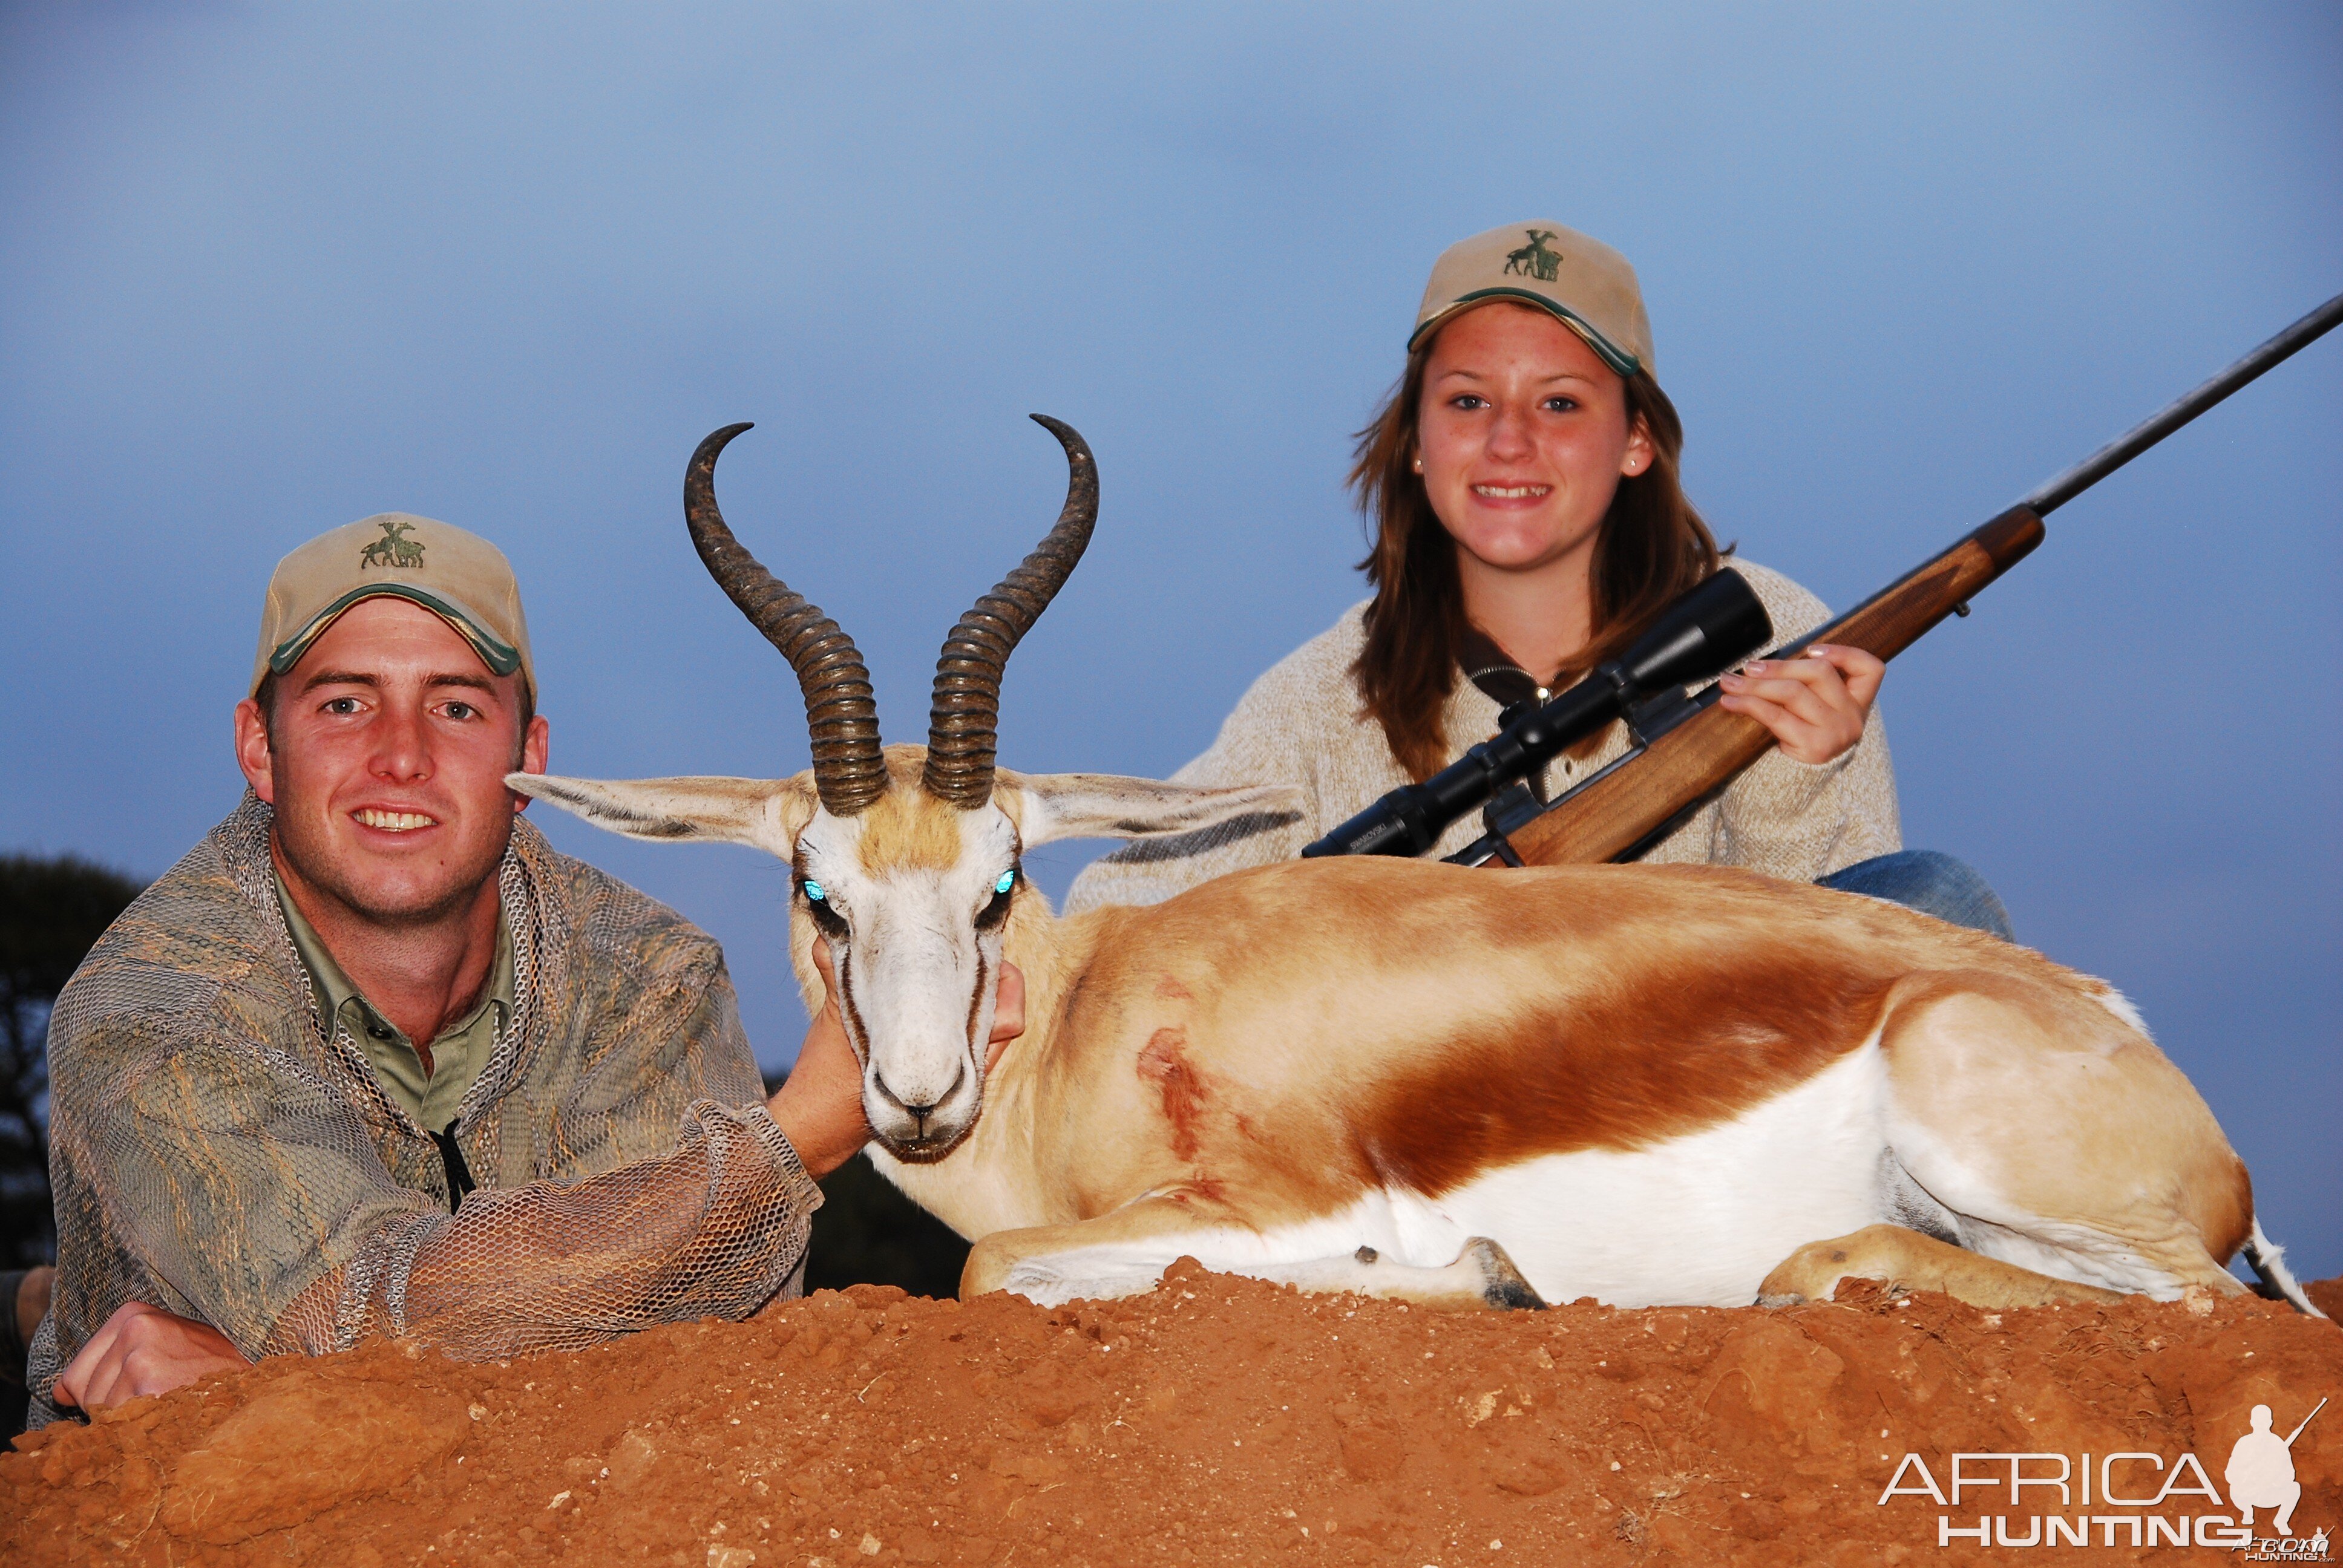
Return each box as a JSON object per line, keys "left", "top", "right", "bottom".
{"left": 994, "top": 871, "right": 1017, "bottom": 896}
{"left": 803, "top": 881, "right": 826, "bottom": 903}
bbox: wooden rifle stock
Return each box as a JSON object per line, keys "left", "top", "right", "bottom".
{"left": 1503, "top": 507, "right": 2045, "bottom": 866}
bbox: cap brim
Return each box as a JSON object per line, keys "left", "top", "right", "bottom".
{"left": 1407, "top": 289, "right": 1643, "bottom": 379}
{"left": 263, "top": 584, "right": 526, "bottom": 689}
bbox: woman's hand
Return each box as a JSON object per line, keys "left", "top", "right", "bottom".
{"left": 1715, "top": 643, "right": 1884, "bottom": 766}
{"left": 765, "top": 937, "right": 1026, "bottom": 1179}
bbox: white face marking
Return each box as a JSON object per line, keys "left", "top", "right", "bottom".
{"left": 791, "top": 803, "right": 1020, "bottom": 1158}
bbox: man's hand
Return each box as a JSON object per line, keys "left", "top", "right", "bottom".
{"left": 764, "top": 938, "right": 1028, "bottom": 1180}
{"left": 1715, "top": 643, "right": 1884, "bottom": 765}
{"left": 764, "top": 942, "right": 869, "bottom": 1181}
{"left": 984, "top": 959, "right": 1026, "bottom": 1076}
{"left": 53, "top": 1301, "right": 249, "bottom": 1411}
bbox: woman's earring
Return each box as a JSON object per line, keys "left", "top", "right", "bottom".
{"left": 1411, "top": 455, "right": 1423, "bottom": 474}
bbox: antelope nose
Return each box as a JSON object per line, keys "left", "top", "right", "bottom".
{"left": 875, "top": 1065, "right": 966, "bottom": 1125}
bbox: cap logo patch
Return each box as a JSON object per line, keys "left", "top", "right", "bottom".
{"left": 358, "top": 517, "right": 425, "bottom": 570}
{"left": 1502, "top": 229, "right": 1564, "bottom": 284}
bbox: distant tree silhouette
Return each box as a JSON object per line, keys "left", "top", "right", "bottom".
{"left": 1, "top": 852, "right": 145, "bottom": 1269}
{"left": 763, "top": 1070, "right": 972, "bottom": 1298}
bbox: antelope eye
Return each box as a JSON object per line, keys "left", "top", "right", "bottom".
{"left": 975, "top": 866, "right": 1017, "bottom": 932}
{"left": 800, "top": 878, "right": 850, "bottom": 939}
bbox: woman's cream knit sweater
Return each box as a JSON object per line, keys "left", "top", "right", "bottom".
{"left": 1066, "top": 560, "right": 1901, "bottom": 913}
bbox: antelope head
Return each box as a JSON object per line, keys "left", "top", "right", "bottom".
{"left": 514, "top": 417, "right": 1291, "bottom": 1158}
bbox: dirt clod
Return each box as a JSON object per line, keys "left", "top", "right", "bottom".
{"left": 6, "top": 1273, "right": 2338, "bottom": 1565}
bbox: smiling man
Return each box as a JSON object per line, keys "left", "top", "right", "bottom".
{"left": 25, "top": 514, "right": 979, "bottom": 1425}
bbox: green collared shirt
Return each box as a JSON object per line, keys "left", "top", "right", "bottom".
{"left": 272, "top": 870, "right": 514, "bottom": 1132}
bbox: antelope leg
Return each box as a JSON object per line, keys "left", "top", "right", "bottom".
{"left": 1257, "top": 1237, "right": 1546, "bottom": 1312}
{"left": 963, "top": 1191, "right": 1544, "bottom": 1312}
{"left": 1757, "top": 1223, "right": 2125, "bottom": 1309}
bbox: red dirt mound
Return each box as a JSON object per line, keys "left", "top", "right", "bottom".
{"left": 8, "top": 1267, "right": 2339, "bottom": 1566}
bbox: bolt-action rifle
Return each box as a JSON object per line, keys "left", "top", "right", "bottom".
{"left": 1303, "top": 292, "right": 2343, "bottom": 868}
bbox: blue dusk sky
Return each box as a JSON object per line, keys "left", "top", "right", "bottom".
{"left": 2, "top": 5, "right": 2338, "bottom": 1274}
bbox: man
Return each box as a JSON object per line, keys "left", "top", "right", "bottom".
{"left": 31, "top": 514, "right": 1021, "bottom": 1423}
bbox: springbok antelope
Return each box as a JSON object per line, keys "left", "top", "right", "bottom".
{"left": 514, "top": 417, "right": 2322, "bottom": 1319}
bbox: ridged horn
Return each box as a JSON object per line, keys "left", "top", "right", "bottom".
{"left": 684, "top": 423, "right": 887, "bottom": 815}
{"left": 922, "top": 414, "right": 1098, "bottom": 807}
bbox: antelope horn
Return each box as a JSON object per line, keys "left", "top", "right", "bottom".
{"left": 922, "top": 414, "right": 1098, "bottom": 807}
{"left": 684, "top": 423, "right": 887, "bottom": 815}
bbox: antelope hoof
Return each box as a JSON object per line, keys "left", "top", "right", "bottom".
{"left": 1466, "top": 1237, "right": 1547, "bottom": 1311}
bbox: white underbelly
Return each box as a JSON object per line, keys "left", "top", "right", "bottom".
{"left": 1395, "top": 1042, "right": 1893, "bottom": 1307}
{"left": 976, "top": 1042, "right": 1898, "bottom": 1311}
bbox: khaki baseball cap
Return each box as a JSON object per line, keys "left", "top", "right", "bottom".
{"left": 251, "top": 514, "right": 534, "bottom": 699}
{"left": 1409, "top": 221, "right": 1655, "bottom": 380}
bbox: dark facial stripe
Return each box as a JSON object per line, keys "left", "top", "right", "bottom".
{"left": 836, "top": 945, "right": 871, "bottom": 1067}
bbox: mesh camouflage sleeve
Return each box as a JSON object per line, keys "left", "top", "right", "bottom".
{"left": 345, "top": 948, "right": 819, "bottom": 1361}
{"left": 361, "top": 1102, "right": 811, "bottom": 1357}
{"left": 35, "top": 978, "right": 817, "bottom": 1413}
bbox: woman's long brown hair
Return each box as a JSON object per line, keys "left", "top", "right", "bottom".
{"left": 1348, "top": 319, "right": 1723, "bottom": 782}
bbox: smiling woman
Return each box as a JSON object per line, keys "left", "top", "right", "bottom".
{"left": 1355, "top": 295, "right": 1703, "bottom": 782}
{"left": 1067, "top": 221, "right": 2008, "bottom": 937}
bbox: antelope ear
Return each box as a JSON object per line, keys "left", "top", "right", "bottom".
{"left": 506, "top": 773, "right": 818, "bottom": 856}
{"left": 995, "top": 770, "right": 1302, "bottom": 848}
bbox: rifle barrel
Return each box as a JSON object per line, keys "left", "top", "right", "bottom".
{"left": 2024, "top": 292, "right": 2343, "bottom": 516}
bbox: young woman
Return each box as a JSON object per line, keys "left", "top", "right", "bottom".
{"left": 1067, "top": 222, "right": 2007, "bottom": 936}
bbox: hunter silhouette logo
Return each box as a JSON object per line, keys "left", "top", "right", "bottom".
{"left": 358, "top": 517, "right": 425, "bottom": 570}
{"left": 2229, "top": 1397, "right": 2325, "bottom": 1550}
{"left": 1503, "top": 228, "right": 1565, "bottom": 283}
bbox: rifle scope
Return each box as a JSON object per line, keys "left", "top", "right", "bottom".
{"left": 1302, "top": 569, "right": 1773, "bottom": 860}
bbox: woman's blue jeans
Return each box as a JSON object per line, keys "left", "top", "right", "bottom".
{"left": 1815, "top": 849, "right": 2013, "bottom": 941}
